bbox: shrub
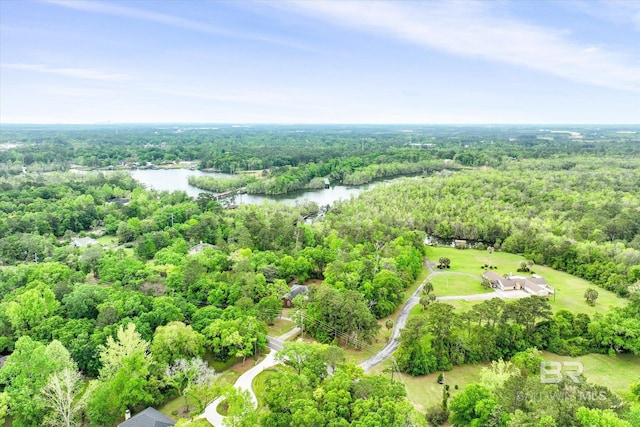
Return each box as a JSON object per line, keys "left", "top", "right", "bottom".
{"left": 425, "top": 405, "right": 449, "bottom": 426}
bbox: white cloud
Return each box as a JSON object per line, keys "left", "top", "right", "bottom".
{"left": 46, "top": 0, "right": 226, "bottom": 34}
{"left": 572, "top": 0, "right": 640, "bottom": 31}
{"left": 279, "top": 1, "right": 640, "bottom": 92}
{"left": 1, "top": 63, "right": 127, "bottom": 81}
{"left": 44, "top": 0, "right": 311, "bottom": 50}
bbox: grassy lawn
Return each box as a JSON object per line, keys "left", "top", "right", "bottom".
{"left": 445, "top": 298, "right": 485, "bottom": 311}
{"left": 292, "top": 333, "right": 384, "bottom": 365}
{"left": 540, "top": 351, "right": 640, "bottom": 396}
{"left": 343, "top": 341, "right": 386, "bottom": 364}
{"left": 157, "top": 393, "right": 212, "bottom": 426}
{"left": 429, "top": 273, "right": 492, "bottom": 297}
{"left": 157, "top": 394, "right": 188, "bottom": 420}
{"left": 96, "top": 234, "right": 118, "bottom": 245}
{"left": 370, "top": 360, "right": 488, "bottom": 413}
{"left": 203, "top": 351, "right": 270, "bottom": 386}
{"left": 205, "top": 352, "right": 237, "bottom": 372}
{"left": 370, "top": 351, "right": 640, "bottom": 414}
{"left": 253, "top": 368, "right": 279, "bottom": 411}
{"left": 267, "top": 318, "right": 295, "bottom": 337}
{"left": 425, "top": 247, "right": 626, "bottom": 315}
{"left": 425, "top": 246, "right": 522, "bottom": 274}
{"left": 532, "top": 264, "right": 626, "bottom": 315}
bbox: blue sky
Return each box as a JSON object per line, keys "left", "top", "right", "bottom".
{"left": 1, "top": 0, "right": 639, "bottom": 124}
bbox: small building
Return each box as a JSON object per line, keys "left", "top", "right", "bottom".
{"left": 70, "top": 237, "right": 99, "bottom": 247}
{"left": 188, "top": 241, "right": 218, "bottom": 255}
{"left": 282, "top": 284, "right": 309, "bottom": 308}
{"left": 118, "top": 407, "right": 175, "bottom": 427}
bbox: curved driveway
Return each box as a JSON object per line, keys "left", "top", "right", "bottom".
{"left": 359, "top": 283, "right": 424, "bottom": 371}
{"left": 202, "top": 327, "right": 300, "bottom": 426}
{"left": 202, "top": 258, "right": 529, "bottom": 424}
{"left": 359, "top": 259, "right": 529, "bottom": 371}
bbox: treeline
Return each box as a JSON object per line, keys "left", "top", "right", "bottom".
{"left": 396, "top": 296, "right": 640, "bottom": 377}
{"left": 262, "top": 341, "right": 420, "bottom": 426}
{"left": 341, "top": 160, "right": 458, "bottom": 185}
{"left": 324, "top": 157, "right": 640, "bottom": 296}
{"left": 427, "top": 347, "right": 638, "bottom": 426}
{"left": 187, "top": 174, "right": 257, "bottom": 192}
{"left": 0, "top": 172, "right": 139, "bottom": 246}
{"left": 188, "top": 158, "right": 459, "bottom": 196}
{"left": 0, "top": 170, "right": 427, "bottom": 425}
{"left": 2, "top": 124, "right": 638, "bottom": 175}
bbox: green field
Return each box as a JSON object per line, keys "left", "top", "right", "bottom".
{"left": 267, "top": 318, "right": 295, "bottom": 337}
{"left": 429, "top": 273, "right": 492, "bottom": 296}
{"left": 370, "top": 359, "right": 487, "bottom": 412}
{"left": 425, "top": 247, "right": 626, "bottom": 315}
{"left": 425, "top": 246, "right": 522, "bottom": 274}
{"left": 157, "top": 395, "right": 214, "bottom": 425}
{"left": 253, "top": 368, "right": 279, "bottom": 412}
{"left": 371, "top": 351, "right": 640, "bottom": 413}
{"left": 541, "top": 351, "right": 640, "bottom": 397}
{"left": 531, "top": 264, "right": 626, "bottom": 315}
{"left": 96, "top": 234, "right": 118, "bottom": 245}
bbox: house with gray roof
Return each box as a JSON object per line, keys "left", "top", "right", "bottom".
{"left": 483, "top": 272, "right": 553, "bottom": 296}
{"left": 118, "top": 407, "right": 175, "bottom": 427}
{"left": 188, "top": 241, "right": 218, "bottom": 255}
{"left": 282, "top": 284, "right": 309, "bottom": 308}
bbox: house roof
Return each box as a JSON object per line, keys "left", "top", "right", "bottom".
{"left": 523, "top": 280, "right": 549, "bottom": 295}
{"left": 284, "top": 284, "right": 309, "bottom": 300}
{"left": 188, "top": 242, "right": 218, "bottom": 254}
{"left": 483, "top": 271, "right": 504, "bottom": 283}
{"left": 528, "top": 277, "right": 549, "bottom": 286}
{"left": 118, "top": 408, "right": 175, "bottom": 427}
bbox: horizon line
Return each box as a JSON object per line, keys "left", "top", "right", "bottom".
{"left": 2, "top": 122, "right": 639, "bottom": 127}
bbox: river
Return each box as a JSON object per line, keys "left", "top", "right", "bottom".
{"left": 128, "top": 168, "right": 384, "bottom": 207}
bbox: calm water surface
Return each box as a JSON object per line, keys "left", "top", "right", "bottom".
{"left": 128, "top": 168, "right": 384, "bottom": 206}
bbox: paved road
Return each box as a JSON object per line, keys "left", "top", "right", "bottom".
{"left": 202, "top": 327, "right": 301, "bottom": 427}
{"left": 359, "top": 283, "right": 424, "bottom": 371}
{"left": 203, "top": 258, "right": 531, "bottom": 424}
{"left": 359, "top": 259, "right": 530, "bottom": 371}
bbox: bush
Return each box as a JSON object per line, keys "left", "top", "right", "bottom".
{"left": 425, "top": 405, "right": 449, "bottom": 426}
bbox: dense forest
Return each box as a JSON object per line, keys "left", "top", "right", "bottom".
{"left": 0, "top": 125, "right": 638, "bottom": 427}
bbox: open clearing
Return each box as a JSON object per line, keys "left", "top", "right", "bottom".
{"left": 429, "top": 273, "right": 492, "bottom": 297}
{"left": 541, "top": 351, "right": 640, "bottom": 397}
{"left": 371, "top": 351, "right": 640, "bottom": 412}
{"left": 425, "top": 247, "right": 626, "bottom": 315}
